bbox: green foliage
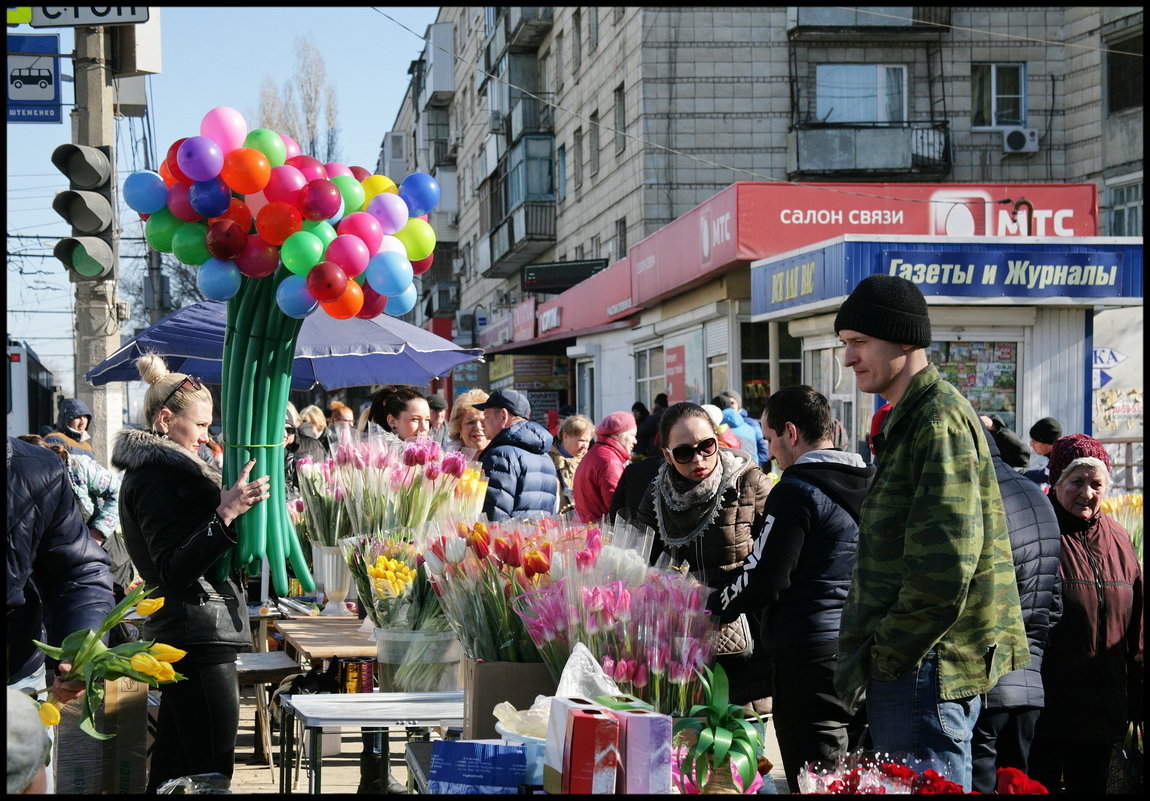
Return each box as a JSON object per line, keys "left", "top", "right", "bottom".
{"left": 672, "top": 662, "right": 764, "bottom": 791}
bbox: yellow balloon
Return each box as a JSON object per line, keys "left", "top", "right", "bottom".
{"left": 361, "top": 174, "right": 398, "bottom": 209}
{"left": 393, "top": 217, "right": 437, "bottom": 261}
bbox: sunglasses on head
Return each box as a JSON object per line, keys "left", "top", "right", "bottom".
{"left": 159, "top": 375, "right": 203, "bottom": 411}
{"left": 669, "top": 436, "right": 718, "bottom": 464}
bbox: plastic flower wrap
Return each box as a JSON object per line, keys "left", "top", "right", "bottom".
{"left": 514, "top": 518, "right": 719, "bottom": 716}
{"left": 795, "top": 751, "right": 1048, "bottom": 794}
{"left": 33, "top": 583, "right": 186, "bottom": 739}
{"left": 417, "top": 515, "right": 563, "bottom": 662}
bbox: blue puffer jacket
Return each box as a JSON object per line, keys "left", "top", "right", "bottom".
{"left": 740, "top": 410, "right": 771, "bottom": 466}
{"left": 479, "top": 420, "right": 560, "bottom": 521}
{"left": 721, "top": 408, "right": 757, "bottom": 456}
{"left": 982, "top": 430, "right": 1062, "bottom": 709}
{"left": 6, "top": 437, "right": 114, "bottom": 683}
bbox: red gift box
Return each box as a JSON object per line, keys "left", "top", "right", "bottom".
{"left": 564, "top": 707, "right": 620, "bottom": 794}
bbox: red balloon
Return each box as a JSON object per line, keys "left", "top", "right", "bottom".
{"left": 285, "top": 154, "right": 326, "bottom": 183}
{"left": 235, "top": 233, "right": 279, "bottom": 278}
{"left": 205, "top": 219, "right": 248, "bottom": 260}
{"left": 299, "top": 179, "right": 343, "bottom": 222}
{"left": 411, "top": 251, "right": 434, "bottom": 275}
{"left": 158, "top": 159, "right": 180, "bottom": 187}
{"left": 256, "top": 201, "right": 303, "bottom": 246}
{"left": 321, "top": 279, "right": 364, "bottom": 319}
{"left": 210, "top": 198, "right": 254, "bottom": 235}
{"left": 264, "top": 164, "right": 307, "bottom": 206}
{"left": 166, "top": 182, "right": 202, "bottom": 223}
{"left": 348, "top": 165, "right": 372, "bottom": 182}
{"left": 356, "top": 283, "right": 387, "bottom": 319}
{"left": 306, "top": 260, "right": 349, "bottom": 302}
{"left": 165, "top": 138, "right": 193, "bottom": 183}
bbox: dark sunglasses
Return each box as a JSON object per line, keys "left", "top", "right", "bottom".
{"left": 669, "top": 437, "right": 718, "bottom": 464}
{"left": 285, "top": 425, "right": 297, "bottom": 435}
{"left": 159, "top": 375, "right": 203, "bottom": 411}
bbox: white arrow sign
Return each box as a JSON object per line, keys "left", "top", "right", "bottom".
{"left": 1092, "top": 347, "right": 1128, "bottom": 369}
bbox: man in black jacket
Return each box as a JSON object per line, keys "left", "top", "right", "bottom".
{"left": 970, "top": 429, "right": 1062, "bottom": 793}
{"left": 708, "top": 386, "right": 874, "bottom": 792}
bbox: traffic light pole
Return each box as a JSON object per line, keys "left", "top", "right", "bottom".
{"left": 71, "top": 26, "right": 124, "bottom": 464}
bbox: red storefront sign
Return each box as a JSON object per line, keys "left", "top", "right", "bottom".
{"left": 664, "top": 345, "right": 686, "bottom": 402}
{"left": 512, "top": 297, "right": 537, "bottom": 342}
{"left": 536, "top": 256, "right": 634, "bottom": 337}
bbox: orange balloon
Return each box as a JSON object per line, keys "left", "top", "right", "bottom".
{"left": 158, "top": 159, "right": 180, "bottom": 188}
{"left": 321, "top": 279, "right": 364, "bottom": 319}
{"left": 220, "top": 147, "right": 272, "bottom": 195}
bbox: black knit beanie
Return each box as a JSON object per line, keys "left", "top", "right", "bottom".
{"left": 1028, "top": 416, "right": 1062, "bottom": 445}
{"left": 834, "top": 274, "right": 932, "bottom": 348}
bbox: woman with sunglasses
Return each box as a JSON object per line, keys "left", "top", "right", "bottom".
{"left": 112, "top": 355, "right": 271, "bottom": 793}
{"left": 635, "top": 401, "right": 775, "bottom": 713}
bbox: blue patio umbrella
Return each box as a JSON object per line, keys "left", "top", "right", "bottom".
{"left": 86, "top": 300, "right": 484, "bottom": 390}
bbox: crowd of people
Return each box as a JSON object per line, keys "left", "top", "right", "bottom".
{"left": 6, "top": 274, "right": 1142, "bottom": 795}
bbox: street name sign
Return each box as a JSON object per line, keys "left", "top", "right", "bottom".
{"left": 30, "top": 7, "right": 149, "bottom": 27}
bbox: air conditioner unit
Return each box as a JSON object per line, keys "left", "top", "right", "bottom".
{"left": 454, "top": 309, "right": 477, "bottom": 347}
{"left": 1002, "top": 127, "right": 1040, "bottom": 154}
{"left": 489, "top": 111, "right": 504, "bottom": 133}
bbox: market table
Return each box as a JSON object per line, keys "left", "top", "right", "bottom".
{"left": 278, "top": 691, "right": 464, "bottom": 793}
{"left": 272, "top": 616, "right": 377, "bottom": 664}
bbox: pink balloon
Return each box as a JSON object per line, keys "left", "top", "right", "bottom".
{"left": 167, "top": 182, "right": 202, "bottom": 222}
{"left": 264, "top": 165, "right": 307, "bottom": 206}
{"left": 324, "top": 161, "right": 352, "bottom": 179}
{"left": 282, "top": 134, "right": 301, "bottom": 160}
{"left": 200, "top": 106, "right": 249, "bottom": 154}
{"left": 376, "top": 234, "right": 406, "bottom": 256}
{"left": 245, "top": 190, "right": 271, "bottom": 220}
{"left": 324, "top": 234, "right": 371, "bottom": 279}
{"left": 418, "top": 214, "right": 429, "bottom": 221}
{"left": 286, "top": 154, "right": 326, "bottom": 183}
{"left": 336, "top": 211, "right": 383, "bottom": 256}
{"left": 366, "top": 192, "right": 410, "bottom": 235}
{"left": 235, "top": 233, "right": 279, "bottom": 278}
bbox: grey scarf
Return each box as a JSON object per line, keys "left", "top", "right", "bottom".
{"left": 653, "top": 448, "right": 746, "bottom": 550}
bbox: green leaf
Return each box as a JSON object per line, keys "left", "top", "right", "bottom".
{"left": 729, "top": 715, "right": 763, "bottom": 749}
{"left": 78, "top": 680, "right": 113, "bottom": 740}
{"left": 711, "top": 725, "right": 733, "bottom": 764}
{"left": 672, "top": 718, "right": 703, "bottom": 736}
{"left": 709, "top": 662, "right": 730, "bottom": 711}
{"left": 696, "top": 726, "right": 716, "bottom": 754}
{"left": 106, "top": 641, "right": 157, "bottom": 658}
{"left": 57, "top": 629, "right": 97, "bottom": 664}
{"left": 729, "top": 750, "right": 756, "bottom": 792}
{"left": 694, "top": 753, "right": 712, "bottom": 786}
{"left": 97, "top": 583, "right": 152, "bottom": 639}
{"left": 31, "top": 639, "right": 64, "bottom": 660}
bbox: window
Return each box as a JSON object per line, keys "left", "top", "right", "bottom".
{"left": 1108, "top": 34, "right": 1143, "bottom": 114}
{"left": 615, "top": 217, "right": 627, "bottom": 258}
{"left": 574, "top": 244, "right": 584, "bottom": 261}
{"left": 589, "top": 7, "right": 599, "bottom": 50}
{"left": 614, "top": 83, "right": 626, "bottom": 153}
{"left": 590, "top": 234, "right": 601, "bottom": 258}
{"left": 555, "top": 31, "right": 565, "bottom": 92}
{"left": 971, "top": 63, "right": 1026, "bottom": 127}
{"left": 589, "top": 111, "right": 601, "bottom": 175}
{"left": 740, "top": 323, "right": 801, "bottom": 420}
{"left": 573, "top": 127, "right": 583, "bottom": 189}
{"left": 1108, "top": 180, "right": 1143, "bottom": 236}
{"left": 816, "top": 64, "right": 906, "bottom": 123}
{"left": 556, "top": 144, "right": 567, "bottom": 201}
{"left": 635, "top": 346, "right": 665, "bottom": 409}
{"left": 507, "top": 136, "right": 556, "bottom": 210}
{"left": 572, "top": 10, "right": 582, "bottom": 74}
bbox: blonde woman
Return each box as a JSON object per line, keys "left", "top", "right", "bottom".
{"left": 446, "top": 388, "right": 490, "bottom": 455}
{"left": 297, "top": 405, "right": 327, "bottom": 440}
{"left": 550, "top": 414, "right": 594, "bottom": 516}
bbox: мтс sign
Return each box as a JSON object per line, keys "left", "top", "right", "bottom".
{"left": 30, "top": 7, "right": 150, "bottom": 27}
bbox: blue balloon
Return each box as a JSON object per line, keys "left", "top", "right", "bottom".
{"left": 384, "top": 283, "right": 418, "bottom": 316}
{"left": 398, "top": 172, "right": 441, "bottom": 217}
{"left": 276, "top": 274, "right": 319, "bottom": 319}
{"left": 188, "top": 177, "right": 232, "bottom": 218}
{"left": 364, "top": 251, "right": 413, "bottom": 297}
{"left": 196, "top": 257, "right": 242, "bottom": 301}
{"left": 123, "top": 170, "right": 169, "bottom": 214}
{"left": 326, "top": 194, "right": 346, "bottom": 225}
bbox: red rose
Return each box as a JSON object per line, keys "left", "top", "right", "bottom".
{"left": 995, "top": 767, "right": 1049, "bottom": 794}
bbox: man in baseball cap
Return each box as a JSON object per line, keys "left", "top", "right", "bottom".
{"left": 472, "top": 389, "right": 559, "bottom": 520}
{"left": 833, "top": 274, "right": 1028, "bottom": 792}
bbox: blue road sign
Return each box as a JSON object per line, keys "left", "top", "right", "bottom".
{"left": 7, "top": 33, "right": 62, "bottom": 123}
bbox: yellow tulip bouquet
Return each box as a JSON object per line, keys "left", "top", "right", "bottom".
{"left": 32, "top": 583, "right": 187, "bottom": 739}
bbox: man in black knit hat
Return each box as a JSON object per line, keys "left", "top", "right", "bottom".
{"left": 831, "top": 274, "right": 1029, "bottom": 793}
{"left": 1022, "top": 417, "right": 1062, "bottom": 492}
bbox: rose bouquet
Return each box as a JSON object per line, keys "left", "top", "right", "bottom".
{"left": 795, "top": 752, "right": 1049, "bottom": 794}
{"left": 32, "top": 583, "right": 186, "bottom": 739}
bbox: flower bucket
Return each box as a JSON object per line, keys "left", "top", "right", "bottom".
{"left": 374, "top": 628, "right": 463, "bottom": 693}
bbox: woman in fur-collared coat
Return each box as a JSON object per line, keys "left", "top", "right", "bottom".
{"left": 112, "top": 355, "right": 270, "bottom": 794}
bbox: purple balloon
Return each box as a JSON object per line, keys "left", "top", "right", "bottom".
{"left": 366, "top": 192, "right": 410, "bottom": 235}
{"left": 176, "top": 136, "right": 225, "bottom": 182}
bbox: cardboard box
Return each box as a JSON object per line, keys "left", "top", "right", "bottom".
{"left": 612, "top": 708, "right": 673, "bottom": 794}
{"left": 564, "top": 708, "right": 619, "bottom": 794}
{"left": 595, "top": 692, "right": 653, "bottom": 712}
{"left": 461, "top": 658, "right": 556, "bottom": 740}
{"left": 543, "top": 696, "right": 606, "bottom": 794}
{"left": 55, "top": 676, "right": 148, "bottom": 795}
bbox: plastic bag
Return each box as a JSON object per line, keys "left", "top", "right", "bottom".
{"left": 554, "top": 641, "right": 622, "bottom": 698}
{"left": 493, "top": 695, "right": 551, "bottom": 739}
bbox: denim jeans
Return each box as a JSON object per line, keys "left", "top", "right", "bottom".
{"left": 865, "top": 650, "right": 981, "bottom": 792}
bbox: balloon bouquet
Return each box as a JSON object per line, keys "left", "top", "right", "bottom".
{"left": 122, "top": 106, "right": 442, "bottom": 596}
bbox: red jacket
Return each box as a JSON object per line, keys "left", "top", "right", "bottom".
{"left": 572, "top": 437, "right": 631, "bottom": 523}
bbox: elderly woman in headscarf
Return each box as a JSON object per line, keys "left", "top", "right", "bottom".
{"left": 1028, "top": 434, "right": 1143, "bottom": 795}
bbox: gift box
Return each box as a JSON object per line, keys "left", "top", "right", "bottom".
{"left": 595, "top": 692, "right": 653, "bottom": 712}
{"left": 543, "top": 696, "right": 606, "bottom": 794}
{"left": 564, "top": 707, "right": 620, "bottom": 794}
{"left": 462, "top": 657, "right": 556, "bottom": 740}
{"left": 428, "top": 739, "right": 526, "bottom": 794}
{"left": 612, "top": 707, "right": 673, "bottom": 794}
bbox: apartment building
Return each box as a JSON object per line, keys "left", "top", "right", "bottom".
{"left": 380, "top": 7, "right": 1142, "bottom": 449}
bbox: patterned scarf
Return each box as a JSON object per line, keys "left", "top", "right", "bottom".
{"left": 653, "top": 448, "right": 746, "bottom": 550}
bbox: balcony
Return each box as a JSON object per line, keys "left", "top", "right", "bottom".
{"left": 507, "top": 7, "right": 553, "bottom": 50}
{"left": 508, "top": 93, "right": 555, "bottom": 143}
{"left": 788, "top": 6, "right": 949, "bottom": 42}
{"left": 484, "top": 201, "right": 557, "bottom": 278}
{"left": 787, "top": 121, "right": 951, "bottom": 179}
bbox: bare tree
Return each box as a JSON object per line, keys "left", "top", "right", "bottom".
{"left": 325, "top": 86, "right": 341, "bottom": 165}
{"left": 255, "top": 36, "right": 341, "bottom": 163}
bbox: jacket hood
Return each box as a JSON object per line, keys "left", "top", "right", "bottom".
{"left": 57, "top": 398, "right": 93, "bottom": 432}
{"left": 111, "top": 427, "right": 222, "bottom": 488}
{"left": 491, "top": 419, "right": 554, "bottom": 455}
{"left": 785, "top": 455, "right": 875, "bottom": 522}
{"left": 721, "top": 408, "right": 748, "bottom": 429}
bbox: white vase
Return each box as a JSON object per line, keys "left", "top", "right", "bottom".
{"left": 312, "top": 543, "right": 352, "bottom": 616}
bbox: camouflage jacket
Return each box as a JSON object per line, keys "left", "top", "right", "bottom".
{"left": 834, "top": 364, "right": 1030, "bottom": 701}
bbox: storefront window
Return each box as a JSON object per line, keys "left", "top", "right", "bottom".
{"left": 740, "top": 323, "right": 801, "bottom": 419}
{"left": 576, "top": 360, "right": 595, "bottom": 419}
{"left": 634, "top": 346, "right": 665, "bottom": 409}
{"left": 931, "top": 340, "right": 1018, "bottom": 429}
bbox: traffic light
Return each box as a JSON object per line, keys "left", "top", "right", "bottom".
{"left": 51, "top": 143, "right": 116, "bottom": 280}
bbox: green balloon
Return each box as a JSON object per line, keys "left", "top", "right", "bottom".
{"left": 144, "top": 207, "right": 182, "bottom": 253}
{"left": 330, "top": 175, "right": 365, "bottom": 220}
{"left": 393, "top": 217, "right": 436, "bottom": 261}
{"left": 301, "top": 219, "right": 337, "bottom": 251}
{"left": 172, "top": 221, "right": 211, "bottom": 266}
{"left": 280, "top": 230, "right": 324, "bottom": 276}
{"left": 243, "top": 128, "right": 287, "bottom": 168}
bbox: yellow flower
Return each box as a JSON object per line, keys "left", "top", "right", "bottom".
{"left": 135, "top": 597, "right": 165, "bottom": 617}
{"left": 148, "top": 643, "right": 187, "bottom": 663}
{"left": 38, "top": 700, "right": 61, "bottom": 726}
{"left": 130, "top": 652, "right": 164, "bottom": 677}
{"left": 154, "top": 661, "right": 176, "bottom": 682}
